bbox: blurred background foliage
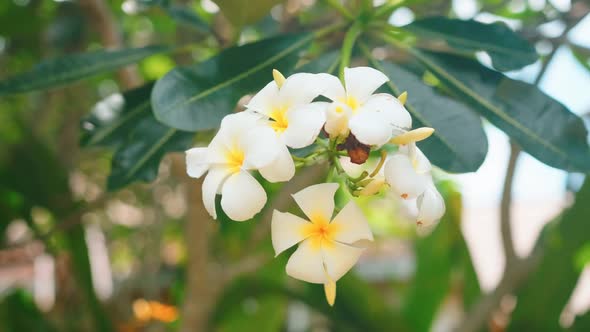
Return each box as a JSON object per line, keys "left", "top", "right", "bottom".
{"left": 0, "top": 0, "right": 589, "bottom": 332}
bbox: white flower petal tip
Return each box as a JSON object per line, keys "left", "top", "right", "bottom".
{"left": 271, "top": 210, "right": 309, "bottom": 256}
{"left": 417, "top": 185, "right": 446, "bottom": 227}
{"left": 344, "top": 67, "right": 389, "bottom": 102}
{"left": 384, "top": 154, "right": 428, "bottom": 199}
{"left": 291, "top": 183, "right": 339, "bottom": 221}
{"left": 220, "top": 171, "right": 267, "bottom": 222}
{"left": 390, "top": 127, "right": 435, "bottom": 145}
{"left": 185, "top": 147, "right": 209, "bottom": 178}
{"left": 272, "top": 69, "right": 286, "bottom": 88}
{"left": 397, "top": 91, "right": 408, "bottom": 105}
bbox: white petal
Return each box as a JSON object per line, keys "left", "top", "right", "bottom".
{"left": 344, "top": 67, "right": 388, "bottom": 103}
{"left": 202, "top": 167, "right": 231, "bottom": 219}
{"left": 185, "top": 147, "right": 209, "bottom": 178}
{"left": 279, "top": 73, "right": 326, "bottom": 106}
{"left": 220, "top": 171, "right": 267, "bottom": 221}
{"left": 384, "top": 154, "right": 428, "bottom": 199}
{"left": 362, "top": 93, "right": 412, "bottom": 130}
{"left": 400, "top": 144, "right": 432, "bottom": 174}
{"left": 259, "top": 144, "right": 295, "bottom": 182}
{"left": 242, "top": 126, "right": 282, "bottom": 169}
{"left": 349, "top": 111, "right": 393, "bottom": 146}
{"left": 292, "top": 183, "right": 339, "bottom": 221}
{"left": 245, "top": 81, "right": 279, "bottom": 116}
{"left": 331, "top": 201, "right": 373, "bottom": 244}
{"left": 319, "top": 74, "right": 346, "bottom": 101}
{"left": 282, "top": 102, "right": 327, "bottom": 148}
{"left": 322, "top": 241, "right": 364, "bottom": 281}
{"left": 218, "top": 111, "right": 264, "bottom": 138}
{"left": 286, "top": 238, "right": 326, "bottom": 284}
{"left": 271, "top": 210, "right": 310, "bottom": 256}
{"left": 417, "top": 183, "right": 446, "bottom": 227}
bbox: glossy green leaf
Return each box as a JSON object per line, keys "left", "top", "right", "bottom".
{"left": 373, "top": 60, "right": 488, "bottom": 173}
{"left": 571, "top": 43, "right": 590, "bottom": 74}
{"left": 406, "top": 17, "right": 538, "bottom": 71}
{"left": 509, "top": 180, "right": 590, "bottom": 331}
{"left": 414, "top": 51, "right": 590, "bottom": 172}
{"left": 0, "top": 46, "right": 168, "bottom": 96}
{"left": 152, "top": 34, "right": 311, "bottom": 131}
{"left": 213, "top": 0, "right": 282, "bottom": 27}
{"left": 81, "top": 84, "right": 193, "bottom": 191}
{"left": 165, "top": 5, "right": 209, "bottom": 31}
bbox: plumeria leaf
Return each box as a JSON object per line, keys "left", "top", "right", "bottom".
{"left": 213, "top": 0, "right": 282, "bottom": 27}
{"left": 405, "top": 17, "right": 538, "bottom": 71}
{"left": 82, "top": 83, "right": 193, "bottom": 191}
{"left": 373, "top": 60, "right": 488, "bottom": 173}
{"left": 297, "top": 51, "right": 340, "bottom": 74}
{"left": 509, "top": 180, "right": 590, "bottom": 331}
{"left": 415, "top": 51, "right": 590, "bottom": 172}
{"left": 152, "top": 34, "right": 312, "bottom": 131}
{"left": 0, "top": 46, "right": 168, "bottom": 96}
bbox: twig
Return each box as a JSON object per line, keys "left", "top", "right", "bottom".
{"left": 79, "top": 0, "right": 142, "bottom": 89}
{"left": 500, "top": 142, "right": 520, "bottom": 268}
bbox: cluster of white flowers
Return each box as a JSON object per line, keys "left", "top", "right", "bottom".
{"left": 186, "top": 67, "right": 445, "bottom": 305}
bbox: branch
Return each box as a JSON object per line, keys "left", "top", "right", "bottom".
{"left": 79, "top": 0, "right": 142, "bottom": 88}
{"left": 500, "top": 142, "right": 520, "bottom": 267}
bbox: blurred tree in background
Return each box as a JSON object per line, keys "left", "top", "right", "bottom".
{"left": 1, "top": 0, "right": 590, "bottom": 331}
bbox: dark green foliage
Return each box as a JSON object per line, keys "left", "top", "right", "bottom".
{"left": 152, "top": 34, "right": 312, "bottom": 131}
{"left": 414, "top": 51, "right": 590, "bottom": 172}
{"left": 406, "top": 17, "right": 538, "bottom": 71}
{"left": 0, "top": 46, "right": 168, "bottom": 96}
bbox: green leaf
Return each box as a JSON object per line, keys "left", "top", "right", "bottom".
{"left": 374, "top": 60, "right": 488, "bottom": 173}
{"left": 152, "top": 34, "right": 312, "bottom": 131}
{"left": 509, "top": 180, "right": 590, "bottom": 331}
{"left": 213, "top": 0, "right": 282, "bottom": 27}
{"left": 81, "top": 84, "right": 193, "bottom": 191}
{"left": 0, "top": 290, "right": 58, "bottom": 332}
{"left": 414, "top": 51, "right": 590, "bottom": 172}
{"left": 405, "top": 17, "right": 538, "bottom": 71}
{"left": 403, "top": 181, "right": 480, "bottom": 332}
{"left": 571, "top": 43, "right": 590, "bottom": 74}
{"left": 0, "top": 46, "right": 168, "bottom": 96}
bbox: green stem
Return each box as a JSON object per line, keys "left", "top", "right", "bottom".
{"left": 339, "top": 21, "right": 363, "bottom": 80}
{"left": 373, "top": 1, "right": 404, "bottom": 19}
{"left": 323, "top": 0, "right": 354, "bottom": 20}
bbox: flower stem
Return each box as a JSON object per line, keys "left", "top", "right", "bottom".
{"left": 323, "top": 0, "right": 354, "bottom": 20}
{"left": 369, "top": 149, "right": 387, "bottom": 178}
{"left": 339, "top": 21, "right": 363, "bottom": 80}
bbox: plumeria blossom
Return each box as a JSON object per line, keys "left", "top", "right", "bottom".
{"left": 271, "top": 183, "right": 373, "bottom": 305}
{"left": 417, "top": 178, "right": 446, "bottom": 228}
{"left": 186, "top": 112, "right": 287, "bottom": 221}
{"left": 320, "top": 67, "right": 412, "bottom": 146}
{"left": 246, "top": 69, "right": 329, "bottom": 149}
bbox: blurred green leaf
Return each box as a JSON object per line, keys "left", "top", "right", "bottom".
{"left": 414, "top": 51, "right": 590, "bottom": 172}
{"left": 0, "top": 290, "right": 57, "bottom": 332}
{"left": 81, "top": 84, "right": 194, "bottom": 190}
{"left": 0, "top": 46, "right": 168, "bottom": 97}
{"left": 213, "top": 0, "right": 282, "bottom": 27}
{"left": 509, "top": 180, "right": 590, "bottom": 331}
{"left": 374, "top": 60, "right": 488, "bottom": 172}
{"left": 403, "top": 181, "right": 480, "bottom": 331}
{"left": 405, "top": 17, "right": 538, "bottom": 71}
{"left": 152, "top": 34, "right": 311, "bottom": 131}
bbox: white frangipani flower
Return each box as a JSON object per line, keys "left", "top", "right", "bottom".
{"left": 246, "top": 69, "right": 329, "bottom": 149}
{"left": 271, "top": 183, "right": 373, "bottom": 306}
{"left": 186, "top": 112, "right": 284, "bottom": 221}
{"left": 321, "top": 67, "right": 412, "bottom": 146}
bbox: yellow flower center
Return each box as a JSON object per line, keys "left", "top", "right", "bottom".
{"left": 225, "top": 146, "right": 245, "bottom": 173}
{"left": 269, "top": 105, "right": 289, "bottom": 133}
{"left": 301, "top": 213, "right": 341, "bottom": 251}
{"left": 343, "top": 95, "right": 359, "bottom": 111}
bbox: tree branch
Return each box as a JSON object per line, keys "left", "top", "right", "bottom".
{"left": 79, "top": 0, "right": 142, "bottom": 89}
{"left": 500, "top": 142, "right": 520, "bottom": 267}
